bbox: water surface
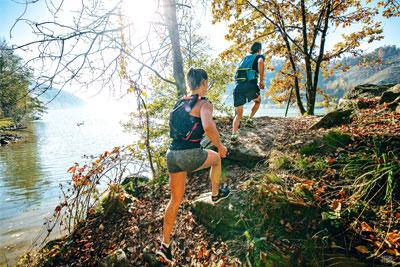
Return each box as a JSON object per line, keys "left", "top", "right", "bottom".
{"left": 0, "top": 104, "right": 133, "bottom": 265}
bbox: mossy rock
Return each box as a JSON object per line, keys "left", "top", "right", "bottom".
{"left": 300, "top": 131, "right": 352, "bottom": 156}
{"left": 201, "top": 117, "right": 278, "bottom": 167}
{"left": 121, "top": 176, "right": 148, "bottom": 197}
{"left": 379, "top": 84, "right": 400, "bottom": 104}
{"left": 191, "top": 192, "right": 246, "bottom": 238}
{"left": 309, "top": 109, "right": 353, "bottom": 130}
{"left": 98, "top": 185, "right": 136, "bottom": 217}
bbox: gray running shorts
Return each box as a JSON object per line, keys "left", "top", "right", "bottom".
{"left": 166, "top": 148, "right": 208, "bottom": 173}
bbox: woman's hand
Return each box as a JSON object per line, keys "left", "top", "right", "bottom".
{"left": 218, "top": 144, "right": 228, "bottom": 158}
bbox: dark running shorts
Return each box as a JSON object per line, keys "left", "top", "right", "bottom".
{"left": 233, "top": 81, "right": 260, "bottom": 107}
{"left": 166, "top": 148, "right": 208, "bottom": 173}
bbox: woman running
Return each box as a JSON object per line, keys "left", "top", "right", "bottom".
{"left": 156, "top": 68, "right": 230, "bottom": 263}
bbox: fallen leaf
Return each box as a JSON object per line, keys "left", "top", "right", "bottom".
{"left": 386, "top": 232, "right": 400, "bottom": 243}
{"left": 360, "top": 222, "right": 373, "bottom": 232}
{"left": 386, "top": 248, "right": 400, "bottom": 257}
{"left": 355, "top": 245, "right": 369, "bottom": 254}
{"left": 326, "top": 156, "right": 336, "bottom": 165}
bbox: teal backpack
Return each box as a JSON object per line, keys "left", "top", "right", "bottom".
{"left": 234, "top": 54, "right": 258, "bottom": 83}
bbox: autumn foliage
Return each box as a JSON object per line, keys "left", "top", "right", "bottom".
{"left": 211, "top": 0, "right": 390, "bottom": 115}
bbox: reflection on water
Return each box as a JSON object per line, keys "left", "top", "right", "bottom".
{"left": 0, "top": 104, "right": 134, "bottom": 266}
{"left": 0, "top": 127, "right": 44, "bottom": 211}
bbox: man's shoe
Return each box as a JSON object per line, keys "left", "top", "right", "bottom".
{"left": 244, "top": 118, "right": 256, "bottom": 128}
{"left": 211, "top": 187, "right": 231, "bottom": 204}
{"left": 156, "top": 243, "right": 173, "bottom": 263}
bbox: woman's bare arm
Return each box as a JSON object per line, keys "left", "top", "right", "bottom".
{"left": 200, "top": 101, "right": 227, "bottom": 157}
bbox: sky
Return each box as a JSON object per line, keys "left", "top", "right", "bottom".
{"left": 0, "top": 0, "right": 400, "bottom": 101}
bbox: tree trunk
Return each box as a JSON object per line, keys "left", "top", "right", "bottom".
{"left": 308, "top": 1, "right": 331, "bottom": 115}
{"left": 301, "top": 0, "right": 314, "bottom": 115}
{"left": 163, "top": 0, "right": 186, "bottom": 96}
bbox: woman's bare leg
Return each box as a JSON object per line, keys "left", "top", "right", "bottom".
{"left": 194, "top": 150, "right": 221, "bottom": 196}
{"left": 162, "top": 171, "right": 186, "bottom": 245}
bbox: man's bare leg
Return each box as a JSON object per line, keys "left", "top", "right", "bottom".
{"left": 232, "top": 106, "right": 244, "bottom": 134}
{"left": 249, "top": 95, "right": 261, "bottom": 119}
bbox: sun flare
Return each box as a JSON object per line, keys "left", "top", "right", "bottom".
{"left": 122, "top": 0, "right": 158, "bottom": 31}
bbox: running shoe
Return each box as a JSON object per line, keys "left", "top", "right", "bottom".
{"left": 211, "top": 186, "right": 231, "bottom": 204}
{"left": 244, "top": 118, "right": 256, "bottom": 128}
{"left": 156, "top": 243, "right": 172, "bottom": 263}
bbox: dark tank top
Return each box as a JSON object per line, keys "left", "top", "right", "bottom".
{"left": 169, "top": 95, "right": 206, "bottom": 150}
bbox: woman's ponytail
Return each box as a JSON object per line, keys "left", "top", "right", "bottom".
{"left": 187, "top": 68, "right": 208, "bottom": 90}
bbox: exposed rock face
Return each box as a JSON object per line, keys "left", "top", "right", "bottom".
{"left": 344, "top": 83, "right": 396, "bottom": 99}
{"left": 309, "top": 109, "right": 353, "bottom": 130}
{"left": 191, "top": 192, "right": 245, "bottom": 238}
{"left": 380, "top": 84, "right": 400, "bottom": 104}
{"left": 201, "top": 117, "right": 278, "bottom": 167}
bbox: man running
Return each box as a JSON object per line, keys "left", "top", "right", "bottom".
{"left": 231, "top": 42, "right": 265, "bottom": 141}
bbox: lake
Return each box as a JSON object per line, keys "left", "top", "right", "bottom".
{"left": 0, "top": 103, "right": 325, "bottom": 265}
{"left": 0, "top": 104, "right": 134, "bottom": 266}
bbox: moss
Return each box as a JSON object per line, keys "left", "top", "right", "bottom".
{"left": 299, "top": 143, "right": 319, "bottom": 156}
{"left": 313, "top": 159, "right": 329, "bottom": 172}
{"left": 300, "top": 131, "right": 352, "bottom": 156}
{"left": 0, "top": 118, "right": 14, "bottom": 130}
{"left": 322, "top": 131, "right": 352, "bottom": 150}
{"left": 293, "top": 157, "right": 310, "bottom": 173}
{"left": 270, "top": 156, "right": 291, "bottom": 170}
{"left": 263, "top": 173, "right": 282, "bottom": 184}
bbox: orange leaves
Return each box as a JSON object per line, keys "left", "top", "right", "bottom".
{"left": 360, "top": 222, "right": 373, "bottom": 233}
{"left": 355, "top": 245, "right": 369, "bottom": 254}
{"left": 325, "top": 156, "right": 336, "bottom": 165}
{"left": 341, "top": 105, "right": 400, "bottom": 138}
{"left": 386, "top": 248, "right": 400, "bottom": 257}
{"left": 301, "top": 179, "right": 315, "bottom": 191}
{"left": 386, "top": 232, "right": 400, "bottom": 244}
{"left": 67, "top": 162, "right": 79, "bottom": 173}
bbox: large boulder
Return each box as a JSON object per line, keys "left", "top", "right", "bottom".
{"left": 338, "top": 98, "right": 375, "bottom": 110}
{"left": 191, "top": 192, "right": 246, "bottom": 238}
{"left": 309, "top": 109, "right": 353, "bottom": 130}
{"left": 344, "top": 83, "right": 396, "bottom": 99}
{"left": 380, "top": 84, "right": 400, "bottom": 104}
{"left": 201, "top": 117, "right": 274, "bottom": 167}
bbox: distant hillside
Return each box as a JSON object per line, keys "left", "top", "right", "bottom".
{"left": 322, "top": 46, "right": 400, "bottom": 99}
{"left": 34, "top": 88, "right": 86, "bottom": 109}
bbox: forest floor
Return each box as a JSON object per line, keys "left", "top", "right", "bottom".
{"left": 17, "top": 99, "right": 400, "bottom": 266}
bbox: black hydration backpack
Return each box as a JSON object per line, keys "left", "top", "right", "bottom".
{"left": 169, "top": 95, "right": 205, "bottom": 143}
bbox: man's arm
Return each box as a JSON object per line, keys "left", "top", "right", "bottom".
{"left": 258, "top": 57, "right": 265, "bottom": 89}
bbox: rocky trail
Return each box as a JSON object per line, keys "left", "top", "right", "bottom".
{"left": 17, "top": 83, "right": 400, "bottom": 266}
